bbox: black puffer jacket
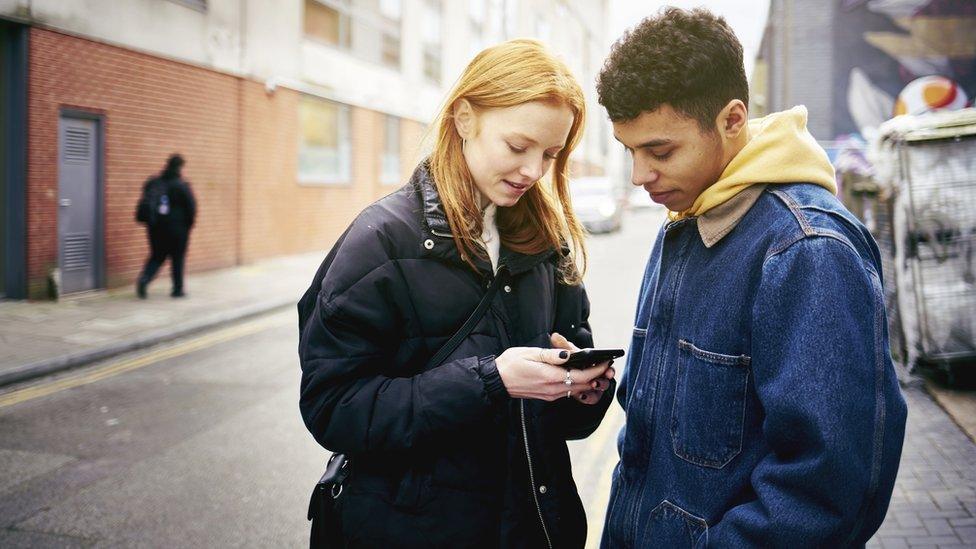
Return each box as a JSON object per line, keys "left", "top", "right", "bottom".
{"left": 298, "top": 163, "right": 614, "bottom": 548}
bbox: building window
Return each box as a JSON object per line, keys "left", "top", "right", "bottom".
{"left": 377, "top": 0, "right": 402, "bottom": 67}
{"left": 167, "top": 0, "right": 208, "bottom": 12}
{"left": 305, "top": 0, "right": 351, "bottom": 48}
{"left": 299, "top": 96, "right": 352, "bottom": 185}
{"left": 304, "top": 0, "right": 402, "bottom": 68}
{"left": 381, "top": 33, "right": 400, "bottom": 67}
{"left": 381, "top": 115, "right": 401, "bottom": 185}
{"left": 423, "top": 0, "right": 443, "bottom": 83}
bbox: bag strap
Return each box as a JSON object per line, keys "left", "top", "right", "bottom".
{"left": 312, "top": 269, "right": 508, "bottom": 507}
{"left": 391, "top": 269, "right": 507, "bottom": 509}
{"left": 425, "top": 269, "right": 506, "bottom": 369}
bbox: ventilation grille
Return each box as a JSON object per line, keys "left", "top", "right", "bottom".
{"left": 63, "top": 127, "right": 92, "bottom": 163}
{"left": 62, "top": 233, "right": 92, "bottom": 271}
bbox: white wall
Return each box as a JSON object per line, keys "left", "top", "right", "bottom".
{"left": 11, "top": 0, "right": 245, "bottom": 73}
{"left": 3, "top": 0, "right": 617, "bottom": 175}
{"left": 0, "top": 0, "right": 28, "bottom": 17}
{"left": 242, "top": 0, "right": 302, "bottom": 81}
{"left": 299, "top": 39, "right": 444, "bottom": 122}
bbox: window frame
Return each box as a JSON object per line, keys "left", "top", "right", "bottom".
{"left": 380, "top": 115, "right": 401, "bottom": 185}
{"left": 422, "top": 0, "right": 443, "bottom": 83}
{"left": 304, "top": 0, "right": 403, "bottom": 70}
{"left": 297, "top": 95, "right": 353, "bottom": 186}
{"left": 304, "top": 0, "right": 353, "bottom": 49}
{"left": 166, "top": 0, "right": 208, "bottom": 13}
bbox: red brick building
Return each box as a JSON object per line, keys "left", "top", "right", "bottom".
{"left": 0, "top": 0, "right": 612, "bottom": 300}
{"left": 7, "top": 26, "right": 423, "bottom": 299}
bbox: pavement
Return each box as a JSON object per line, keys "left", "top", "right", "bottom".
{"left": 926, "top": 377, "right": 976, "bottom": 444}
{"left": 568, "top": 380, "right": 976, "bottom": 549}
{"left": 0, "top": 252, "right": 325, "bottom": 387}
{"left": 1, "top": 216, "right": 975, "bottom": 547}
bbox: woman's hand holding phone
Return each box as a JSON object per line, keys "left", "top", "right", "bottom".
{"left": 495, "top": 342, "right": 610, "bottom": 402}
{"left": 548, "top": 333, "right": 616, "bottom": 405}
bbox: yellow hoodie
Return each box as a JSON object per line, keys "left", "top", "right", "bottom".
{"left": 674, "top": 106, "right": 837, "bottom": 220}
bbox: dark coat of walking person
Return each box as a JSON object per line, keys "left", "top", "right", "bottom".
{"left": 298, "top": 40, "right": 616, "bottom": 548}
{"left": 135, "top": 154, "right": 196, "bottom": 298}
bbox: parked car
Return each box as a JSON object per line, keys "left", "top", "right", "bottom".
{"left": 628, "top": 185, "right": 653, "bottom": 209}
{"left": 570, "top": 176, "right": 625, "bottom": 233}
{"left": 628, "top": 185, "right": 666, "bottom": 209}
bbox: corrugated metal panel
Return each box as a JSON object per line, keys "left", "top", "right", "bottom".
{"left": 63, "top": 126, "right": 92, "bottom": 164}
{"left": 62, "top": 233, "right": 92, "bottom": 271}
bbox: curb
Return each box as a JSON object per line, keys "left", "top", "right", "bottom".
{"left": 922, "top": 379, "right": 976, "bottom": 445}
{"left": 0, "top": 298, "right": 294, "bottom": 387}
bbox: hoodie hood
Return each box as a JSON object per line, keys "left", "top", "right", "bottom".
{"left": 674, "top": 106, "right": 837, "bottom": 220}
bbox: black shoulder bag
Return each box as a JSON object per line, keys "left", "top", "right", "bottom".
{"left": 307, "top": 272, "right": 507, "bottom": 547}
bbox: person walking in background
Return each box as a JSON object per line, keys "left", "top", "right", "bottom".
{"left": 596, "top": 8, "right": 907, "bottom": 547}
{"left": 135, "top": 154, "right": 196, "bottom": 299}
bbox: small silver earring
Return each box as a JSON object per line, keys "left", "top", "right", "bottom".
{"left": 462, "top": 138, "right": 467, "bottom": 153}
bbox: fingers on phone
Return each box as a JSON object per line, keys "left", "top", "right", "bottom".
{"left": 575, "top": 390, "right": 601, "bottom": 404}
{"left": 591, "top": 378, "right": 610, "bottom": 391}
{"left": 546, "top": 348, "right": 570, "bottom": 365}
{"left": 549, "top": 332, "right": 580, "bottom": 352}
{"left": 579, "top": 361, "right": 609, "bottom": 381}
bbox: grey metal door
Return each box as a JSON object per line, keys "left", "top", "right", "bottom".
{"left": 58, "top": 116, "right": 99, "bottom": 294}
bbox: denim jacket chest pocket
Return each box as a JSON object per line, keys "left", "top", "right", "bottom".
{"left": 670, "top": 339, "right": 751, "bottom": 469}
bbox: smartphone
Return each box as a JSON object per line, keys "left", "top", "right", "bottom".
{"left": 563, "top": 348, "right": 625, "bottom": 369}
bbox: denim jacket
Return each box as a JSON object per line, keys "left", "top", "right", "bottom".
{"left": 602, "top": 183, "right": 907, "bottom": 548}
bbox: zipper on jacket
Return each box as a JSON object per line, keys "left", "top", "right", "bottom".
{"left": 430, "top": 228, "right": 452, "bottom": 238}
{"left": 521, "top": 399, "right": 553, "bottom": 549}
{"left": 484, "top": 271, "right": 549, "bottom": 547}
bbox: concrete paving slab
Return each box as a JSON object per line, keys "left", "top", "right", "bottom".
{"left": 0, "top": 252, "right": 325, "bottom": 387}
{"left": 0, "top": 449, "right": 75, "bottom": 495}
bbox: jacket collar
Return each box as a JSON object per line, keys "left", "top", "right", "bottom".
{"left": 413, "top": 161, "right": 453, "bottom": 236}
{"left": 696, "top": 184, "right": 767, "bottom": 248}
{"left": 410, "top": 162, "right": 556, "bottom": 276}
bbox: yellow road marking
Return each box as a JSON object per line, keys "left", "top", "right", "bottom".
{"left": 582, "top": 403, "right": 624, "bottom": 549}
{"left": 3, "top": 309, "right": 625, "bottom": 545}
{"left": 0, "top": 312, "right": 291, "bottom": 409}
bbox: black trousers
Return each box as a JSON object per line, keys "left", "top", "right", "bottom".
{"left": 138, "top": 227, "right": 189, "bottom": 293}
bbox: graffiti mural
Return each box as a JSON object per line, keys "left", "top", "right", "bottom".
{"left": 835, "top": 0, "right": 976, "bottom": 136}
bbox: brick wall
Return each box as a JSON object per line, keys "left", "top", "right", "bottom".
{"left": 237, "top": 85, "right": 428, "bottom": 263}
{"left": 28, "top": 27, "right": 602, "bottom": 298}
{"left": 28, "top": 27, "right": 240, "bottom": 297}
{"left": 27, "top": 28, "right": 429, "bottom": 298}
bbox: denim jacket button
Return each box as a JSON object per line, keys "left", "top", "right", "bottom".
{"left": 538, "top": 485, "right": 547, "bottom": 494}
{"left": 423, "top": 239, "right": 434, "bottom": 250}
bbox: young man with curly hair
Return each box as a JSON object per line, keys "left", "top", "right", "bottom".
{"left": 596, "top": 7, "right": 907, "bottom": 548}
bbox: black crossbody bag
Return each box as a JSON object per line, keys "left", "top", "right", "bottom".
{"left": 307, "top": 272, "right": 506, "bottom": 547}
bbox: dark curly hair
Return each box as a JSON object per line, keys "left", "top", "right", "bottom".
{"left": 597, "top": 7, "right": 748, "bottom": 130}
